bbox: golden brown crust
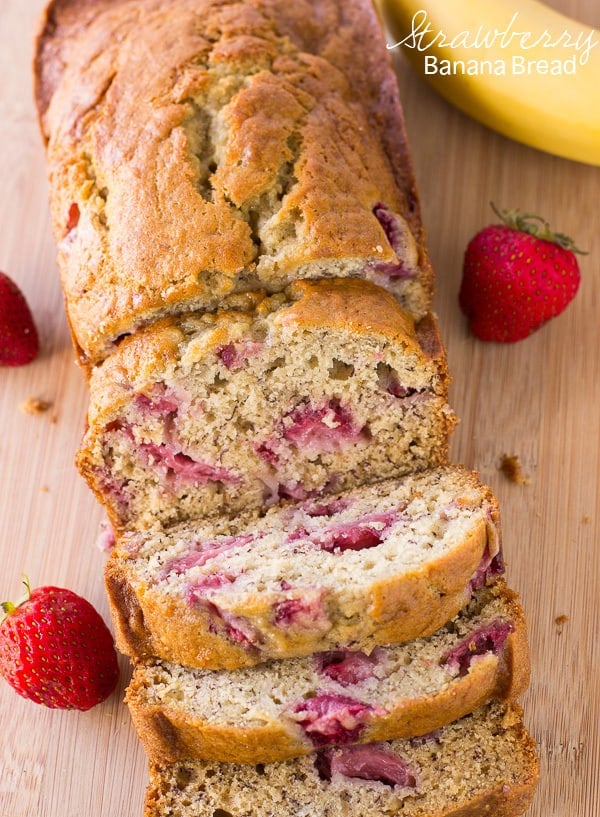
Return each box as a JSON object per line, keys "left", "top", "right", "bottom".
{"left": 125, "top": 580, "right": 530, "bottom": 764}
{"left": 129, "top": 701, "right": 297, "bottom": 766}
{"left": 277, "top": 279, "right": 422, "bottom": 349}
{"left": 104, "top": 566, "right": 156, "bottom": 660}
{"left": 35, "top": 0, "right": 434, "bottom": 365}
{"left": 34, "top": 0, "right": 108, "bottom": 130}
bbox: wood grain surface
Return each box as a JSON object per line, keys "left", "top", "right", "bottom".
{"left": 0, "top": 2, "right": 598, "bottom": 816}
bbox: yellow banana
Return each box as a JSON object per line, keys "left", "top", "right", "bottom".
{"left": 378, "top": 0, "right": 600, "bottom": 166}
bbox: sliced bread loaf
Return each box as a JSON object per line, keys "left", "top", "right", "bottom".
{"left": 143, "top": 702, "right": 539, "bottom": 817}
{"left": 127, "top": 579, "right": 529, "bottom": 763}
{"left": 105, "top": 465, "right": 503, "bottom": 671}
{"left": 78, "top": 279, "right": 455, "bottom": 533}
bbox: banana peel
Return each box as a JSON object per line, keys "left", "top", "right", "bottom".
{"left": 379, "top": 0, "right": 600, "bottom": 166}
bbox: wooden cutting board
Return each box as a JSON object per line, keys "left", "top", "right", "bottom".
{"left": 0, "top": 1, "right": 598, "bottom": 815}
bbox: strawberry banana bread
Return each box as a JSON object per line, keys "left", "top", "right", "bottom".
{"left": 143, "top": 702, "right": 539, "bottom": 817}
{"left": 126, "top": 579, "right": 529, "bottom": 764}
{"left": 77, "top": 279, "right": 456, "bottom": 533}
{"left": 105, "top": 466, "right": 503, "bottom": 671}
{"left": 35, "top": 0, "right": 433, "bottom": 365}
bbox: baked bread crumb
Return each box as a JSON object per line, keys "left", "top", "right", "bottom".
{"left": 555, "top": 614, "right": 569, "bottom": 635}
{"left": 143, "top": 702, "right": 539, "bottom": 817}
{"left": 498, "top": 455, "right": 530, "bottom": 485}
{"left": 19, "top": 396, "right": 52, "bottom": 415}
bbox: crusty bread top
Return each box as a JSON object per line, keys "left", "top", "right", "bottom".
{"left": 34, "top": 0, "right": 433, "bottom": 364}
{"left": 276, "top": 279, "right": 420, "bottom": 339}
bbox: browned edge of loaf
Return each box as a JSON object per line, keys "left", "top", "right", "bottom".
{"left": 141, "top": 704, "right": 540, "bottom": 817}
{"left": 104, "top": 569, "right": 155, "bottom": 660}
{"left": 103, "top": 470, "right": 500, "bottom": 671}
{"left": 33, "top": 0, "right": 126, "bottom": 369}
{"left": 125, "top": 580, "right": 530, "bottom": 764}
{"left": 33, "top": 0, "right": 434, "bottom": 369}
{"left": 33, "top": 0, "right": 113, "bottom": 135}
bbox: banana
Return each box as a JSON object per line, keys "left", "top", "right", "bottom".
{"left": 379, "top": 0, "right": 600, "bottom": 166}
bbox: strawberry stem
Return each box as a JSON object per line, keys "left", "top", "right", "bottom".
{"left": 1, "top": 575, "right": 32, "bottom": 622}
{"left": 490, "top": 202, "right": 587, "bottom": 254}
{"left": 1, "top": 602, "right": 16, "bottom": 619}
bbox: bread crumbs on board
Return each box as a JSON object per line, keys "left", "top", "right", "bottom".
{"left": 555, "top": 614, "right": 569, "bottom": 635}
{"left": 19, "top": 396, "right": 52, "bottom": 415}
{"left": 498, "top": 454, "right": 531, "bottom": 485}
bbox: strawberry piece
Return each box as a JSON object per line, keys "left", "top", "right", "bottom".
{"left": 315, "top": 742, "right": 419, "bottom": 788}
{"left": 65, "top": 202, "right": 80, "bottom": 235}
{"left": 290, "top": 692, "right": 379, "bottom": 747}
{"left": 0, "top": 578, "right": 119, "bottom": 710}
{"left": 441, "top": 619, "right": 515, "bottom": 677}
{"left": 459, "top": 205, "right": 582, "bottom": 342}
{"left": 0, "top": 272, "right": 40, "bottom": 365}
{"left": 282, "top": 400, "right": 368, "bottom": 452}
{"left": 316, "top": 647, "right": 384, "bottom": 686}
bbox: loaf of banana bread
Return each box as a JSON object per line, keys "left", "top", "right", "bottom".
{"left": 35, "top": 0, "right": 434, "bottom": 365}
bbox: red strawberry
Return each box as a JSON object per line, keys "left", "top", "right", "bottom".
{"left": 459, "top": 205, "right": 583, "bottom": 342}
{"left": 0, "top": 577, "right": 120, "bottom": 710}
{"left": 0, "top": 271, "right": 40, "bottom": 365}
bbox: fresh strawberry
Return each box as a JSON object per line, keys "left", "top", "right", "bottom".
{"left": 0, "top": 271, "right": 40, "bottom": 365}
{"left": 459, "top": 205, "right": 583, "bottom": 342}
{"left": 0, "top": 577, "right": 119, "bottom": 711}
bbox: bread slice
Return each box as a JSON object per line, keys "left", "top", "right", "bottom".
{"left": 127, "top": 580, "right": 529, "bottom": 764}
{"left": 35, "top": 0, "right": 433, "bottom": 365}
{"left": 143, "top": 702, "right": 539, "bottom": 817}
{"left": 77, "top": 279, "right": 456, "bottom": 533}
{"left": 105, "top": 465, "right": 503, "bottom": 671}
